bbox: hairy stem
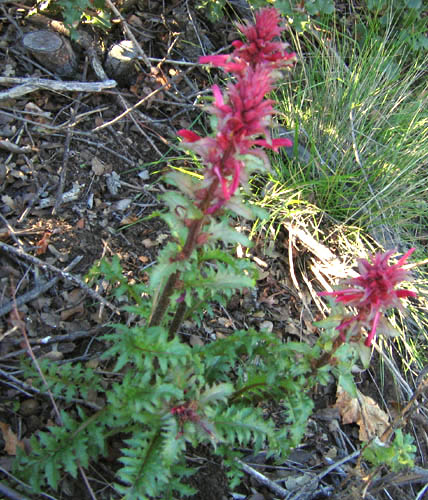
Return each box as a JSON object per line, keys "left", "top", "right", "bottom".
{"left": 168, "top": 300, "right": 187, "bottom": 338}
{"left": 149, "top": 271, "right": 180, "bottom": 327}
{"left": 148, "top": 178, "right": 219, "bottom": 329}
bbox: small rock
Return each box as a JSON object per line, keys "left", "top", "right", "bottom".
{"left": 106, "top": 171, "right": 121, "bottom": 195}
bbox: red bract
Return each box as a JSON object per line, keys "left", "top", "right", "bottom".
{"left": 178, "top": 8, "right": 294, "bottom": 214}
{"left": 320, "top": 249, "right": 417, "bottom": 346}
{"left": 178, "top": 67, "right": 291, "bottom": 211}
{"left": 200, "top": 7, "right": 296, "bottom": 74}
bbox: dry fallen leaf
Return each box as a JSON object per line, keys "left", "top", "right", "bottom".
{"left": 0, "top": 421, "right": 24, "bottom": 455}
{"left": 1, "top": 194, "right": 15, "bottom": 212}
{"left": 334, "top": 386, "right": 389, "bottom": 441}
{"left": 75, "top": 218, "right": 85, "bottom": 229}
{"left": 61, "top": 303, "right": 85, "bottom": 321}
{"left": 142, "top": 238, "right": 156, "bottom": 248}
{"left": 91, "top": 157, "right": 106, "bottom": 176}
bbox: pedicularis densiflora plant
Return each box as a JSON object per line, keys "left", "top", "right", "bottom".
{"left": 16, "top": 8, "right": 418, "bottom": 499}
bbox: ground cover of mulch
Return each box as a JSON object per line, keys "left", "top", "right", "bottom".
{"left": 1, "top": 1, "right": 428, "bottom": 499}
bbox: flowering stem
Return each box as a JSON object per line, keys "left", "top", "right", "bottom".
{"left": 149, "top": 270, "right": 181, "bottom": 328}
{"left": 149, "top": 178, "right": 219, "bottom": 329}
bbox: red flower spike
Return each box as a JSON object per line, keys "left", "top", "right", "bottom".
{"left": 179, "top": 8, "right": 295, "bottom": 215}
{"left": 200, "top": 8, "right": 296, "bottom": 75}
{"left": 320, "top": 248, "right": 417, "bottom": 346}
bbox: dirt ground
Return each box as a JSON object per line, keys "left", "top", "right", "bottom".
{"left": 1, "top": 2, "right": 427, "bottom": 499}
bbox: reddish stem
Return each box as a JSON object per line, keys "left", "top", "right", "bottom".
{"left": 311, "top": 336, "right": 345, "bottom": 374}
{"left": 148, "top": 178, "right": 219, "bottom": 328}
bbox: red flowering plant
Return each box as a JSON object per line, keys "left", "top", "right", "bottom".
{"left": 19, "top": 9, "right": 421, "bottom": 497}
{"left": 314, "top": 248, "right": 417, "bottom": 375}
{"left": 149, "top": 7, "right": 297, "bottom": 327}
{"left": 320, "top": 248, "right": 417, "bottom": 347}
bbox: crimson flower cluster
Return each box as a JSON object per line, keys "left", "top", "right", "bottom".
{"left": 321, "top": 249, "right": 417, "bottom": 346}
{"left": 178, "top": 8, "right": 296, "bottom": 214}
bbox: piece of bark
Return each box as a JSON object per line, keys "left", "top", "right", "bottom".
{"left": 22, "top": 30, "right": 77, "bottom": 77}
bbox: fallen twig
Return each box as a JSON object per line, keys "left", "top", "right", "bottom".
{"left": 0, "top": 78, "right": 116, "bottom": 101}
{"left": 104, "top": 0, "right": 151, "bottom": 69}
{"left": 0, "top": 241, "right": 120, "bottom": 314}
{"left": 53, "top": 59, "right": 89, "bottom": 214}
{"left": 92, "top": 65, "right": 196, "bottom": 133}
{"left": 0, "top": 481, "right": 31, "bottom": 500}
{"left": 0, "top": 255, "right": 82, "bottom": 318}
{"left": 0, "top": 465, "right": 57, "bottom": 500}
{"left": 0, "top": 139, "right": 35, "bottom": 154}
{"left": 18, "top": 182, "right": 49, "bottom": 223}
{"left": 8, "top": 328, "right": 103, "bottom": 346}
{"left": 86, "top": 45, "right": 169, "bottom": 155}
{"left": 237, "top": 458, "right": 289, "bottom": 499}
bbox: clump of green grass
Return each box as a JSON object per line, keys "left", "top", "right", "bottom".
{"left": 270, "top": 12, "right": 427, "bottom": 250}
{"left": 249, "top": 8, "right": 428, "bottom": 387}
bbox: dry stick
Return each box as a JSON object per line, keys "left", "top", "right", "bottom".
{"left": 0, "top": 241, "right": 120, "bottom": 314}
{"left": 0, "top": 3, "right": 24, "bottom": 38}
{"left": 0, "top": 346, "right": 40, "bottom": 362}
{"left": 0, "top": 481, "right": 31, "bottom": 500}
{"left": 93, "top": 73, "right": 182, "bottom": 132}
{"left": 104, "top": 0, "right": 152, "bottom": 70}
{"left": 0, "top": 213, "right": 24, "bottom": 249}
{"left": 10, "top": 287, "right": 62, "bottom": 424}
{"left": 0, "top": 255, "right": 82, "bottom": 318}
{"left": 0, "top": 467, "right": 58, "bottom": 500}
{"left": 0, "top": 78, "right": 116, "bottom": 100}
{"left": 4, "top": 126, "right": 24, "bottom": 167}
{"left": 53, "top": 59, "right": 89, "bottom": 215}
{"left": 78, "top": 465, "right": 98, "bottom": 500}
{"left": 18, "top": 181, "right": 49, "bottom": 223}
{"left": 236, "top": 458, "right": 289, "bottom": 499}
{"left": 69, "top": 136, "right": 136, "bottom": 166}
{"left": 8, "top": 328, "right": 103, "bottom": 346}
{"left": 287, "top": 450, "right": 361, "bottom": 500}
{"left": 0, "top": 109, "right": 80, "bottom": 134}
{"left": 86, "top": 45, "right": 167, "bottom": 157}
{"left": 0, "top": 139, "right": 34, "bottom": 154}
